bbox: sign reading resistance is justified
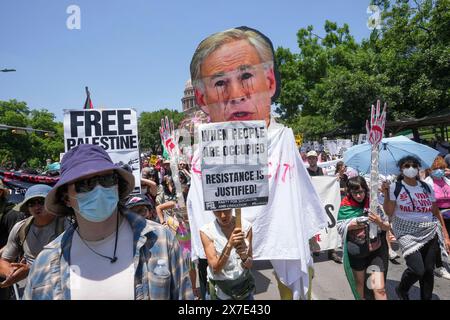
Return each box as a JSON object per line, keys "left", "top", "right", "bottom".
{"left": 199, "top": 121, "right": 269, "bottom": 211}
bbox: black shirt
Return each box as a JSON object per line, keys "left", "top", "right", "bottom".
{"left": 307, "top": 167, "right": 324, "bottom": 176}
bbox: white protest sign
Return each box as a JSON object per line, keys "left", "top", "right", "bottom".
{"left": 337, "top": 139, "right": 353, "bottom": 155}
{"left": 324, "top": 140, "right": 338, "bottom": 155}
{"left": 310, "top": 176, "right": 342, "bottom": 252}
{"left": 358, "top": 134, "right": 367, "bottom": 145}
{"left": 199, "top": 121, "right": 268, "bottom": 211}
{"left": 63, "top": 109, "right": 141, "bottom": 193}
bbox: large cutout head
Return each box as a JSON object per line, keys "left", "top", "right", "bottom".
{"left": 190, "top": 26, "right": 280, "bottom": 126}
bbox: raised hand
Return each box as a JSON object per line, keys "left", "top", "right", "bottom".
{"left": 366, "top": 100, "right": 387, "bottom": 146}
{"left": 159, "top": 116, "right": 180, "bottom": 159}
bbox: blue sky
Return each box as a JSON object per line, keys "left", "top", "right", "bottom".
{"left": 0, "top": 0, "right": 374, "bottom": 121}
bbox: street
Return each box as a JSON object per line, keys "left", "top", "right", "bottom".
{"left": 253, "top": 245, "right": 450, "bottom": 300}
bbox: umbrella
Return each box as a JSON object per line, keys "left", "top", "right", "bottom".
{"left": 343, "top": 136, "right": 439, "bottom": 175}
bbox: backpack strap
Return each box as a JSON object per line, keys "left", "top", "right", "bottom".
{"left": 394, "top": 181, "right": 403, "bottom": 199}
{"left": 18, "top": 216, "right": 34, "bottom": 248}
{"left": 419, "top": 180, "right": 431, "bottom": 195}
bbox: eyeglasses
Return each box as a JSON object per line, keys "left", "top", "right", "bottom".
{"left": 74, "top": 173, "right": 118, "bottom": 193}
{"left": 403, "top": 163, "right": 418, "bottom": 169}
{"left": 28, "top": 198, "right": 45, "bottom": 207}
{"left": 351, "top": 190, "right": 366, "bottom": 196}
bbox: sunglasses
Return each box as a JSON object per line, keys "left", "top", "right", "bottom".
{"left": 28, "top": 198, "right": 45, "bottom": 208}
{"left": 135, "top": 207, "right": 150, "bottom": 216}
{"left": 74, "top": 173, "right": 118, "bottom": 193}
{"left": 403, "top": 164, "right": 418, "bottom": 169}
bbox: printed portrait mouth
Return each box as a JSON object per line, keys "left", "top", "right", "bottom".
{"left": 227, "top": 111, "right": 255, "bottom": 121}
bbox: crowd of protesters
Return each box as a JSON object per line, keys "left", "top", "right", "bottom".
{"left": 0, "top": 134, "right": 448, "bottom": 300}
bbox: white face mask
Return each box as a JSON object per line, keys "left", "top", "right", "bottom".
{"left": 402, "top": 167, "right": 418, "bottom": 179}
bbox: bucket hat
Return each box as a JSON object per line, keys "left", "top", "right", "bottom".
{"left": 16, "top": 184, "right": 52, "bottom": 213}
{"left": 45, "top": 144, "right": 134, "bottom": 215}
{"left": 125, "top": 194, "right": 154, "bottom": 210}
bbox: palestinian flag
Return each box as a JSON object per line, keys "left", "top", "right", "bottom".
{"left": 337, "top": 195, "right": 368, "bottom": 300}
{"left": 83, "top": 86, "right": 93, "bottom": 109}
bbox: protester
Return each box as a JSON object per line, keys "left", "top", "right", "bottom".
{"left": 0, "top": 180, "right": 15, "bottom": 247}
{"left": 200, "top": 209, "right": 255, "bottom": 300}
{"left": 382, "top": 155, "right": 450, "bottom": 300}
{"left": 0, "top": 184, "right": 67, "bottom": 293}
{"left": 23, "top": 144, "right": 192, "bottom": 300}
{"left": 306, "top": 151, "right": 326, "bottom": 176}
{"left": 307, "top": 152, "right": 342, "bottom": 264}
{"left": 141, "top": 167, "right": 159, "bottom": 206}
{"left": 335, "top": 161, "right": 348, "bottom": 199}
{"left": 156, "top": 175, "right": 178, "bottom": 227}
{"left": 0, "top": 180, "right": 16, "bottom": 300}
{"left": 424, "top": 156, "right": 450, "bottom": 280}
{"left": 124, "top": 194, "right": 156, "bottom": 221}
{"left": 161, "top": 159, "right": 172, "bottom": 177}
{"left": 187, "top": 26, "right": 327, "bottom": 299}
{"left": 337, "top": 176, "right": 390, "bottom": 300}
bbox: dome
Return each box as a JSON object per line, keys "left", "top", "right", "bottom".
{"left": 185, "top": 79, "right": 193, "bottom": 89}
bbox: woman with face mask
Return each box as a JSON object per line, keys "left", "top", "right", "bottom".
{"left": 22, "top": 144, "right": 193, "bottom": 300}
{"left": 382, "top": 155, "right": 450, "bottom": 300}
{"left": 424, "top": 156, "right": 450, "bottom": 280}
{"left": 337, "top": 176, "right": 390, "bottom": 300}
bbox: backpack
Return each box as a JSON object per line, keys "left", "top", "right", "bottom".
{"left": 209, "top": 269, "right": 255, "bottom": 300}
{"left": 17, "top": 216, "right": 66, "bottom": 260}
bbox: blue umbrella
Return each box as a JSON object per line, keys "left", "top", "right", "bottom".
{"left": 343, "top": 136, "right": 439, "bottom": 175}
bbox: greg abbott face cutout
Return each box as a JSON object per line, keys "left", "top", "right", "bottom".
{"left": 190, "top": 26, "right": 281, "bottom": 127}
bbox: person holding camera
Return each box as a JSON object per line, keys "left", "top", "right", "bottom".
{"left": 337, "top": 176, "right": 390, "bottom": 300}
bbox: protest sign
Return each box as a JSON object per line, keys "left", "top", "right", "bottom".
{"left": 336, "top": 139, "right": 353, "bottom": 155}
{"left": 324, "top": 140, "right": 338, "bottom": 155}
{"left": 199, "top": 121, "right": 268, "bottom": 210}
{"left": 63, "top": 109, "right": 141, "bottom": 193}
{"left": 150, "top": 155, "right": 158, "bottom": 166}
{"left": 310, "top": 176, "right": 342, "bottom": 252}
{"left": 295, "top": 134, "right": 303, "bottom": 147}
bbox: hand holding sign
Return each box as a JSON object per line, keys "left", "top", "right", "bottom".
{"left": 366, "top": 100, "right": 387, "bottom": 147}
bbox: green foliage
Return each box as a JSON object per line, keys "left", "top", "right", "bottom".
{"left": 0, "top": 100, "right": 63, "bottom": 169}
{"left": 138, "top": 109, "right": 184, "bottom": 154}
{"left": 275, "top": 0, "right": 449, "bottom": 138}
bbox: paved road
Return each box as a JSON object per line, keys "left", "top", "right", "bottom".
{"left": 253, "top": 244, "right": 450, "bottom": 300}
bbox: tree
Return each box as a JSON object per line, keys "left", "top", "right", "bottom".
{"left": 138, "top": 109, "right": 184, "bottom": 154}
{"left": 274, "top": 0, "right": 449, "bottom": 139}
{"left": 0, "top": 100, "right": 64, "bottom": 168}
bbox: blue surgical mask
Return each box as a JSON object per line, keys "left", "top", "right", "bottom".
{"left": 75, "top": 185, "right": 119, "bottom": 222}
{"left": 431, "top": 169, "right": 445, "bottom": 179}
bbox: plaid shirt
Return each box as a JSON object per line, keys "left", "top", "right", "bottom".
{"left": 22, "top": 210, "right": 193, "bottom": 300}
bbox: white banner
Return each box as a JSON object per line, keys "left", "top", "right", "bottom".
{"left": 63, "top": 109, "right": 141, "bottom": 193}
{"left": 310, "top": 176, "right": 342, "bottom": 252}
{"left": 199, "top": 121, "right": 268, "bottom": 210}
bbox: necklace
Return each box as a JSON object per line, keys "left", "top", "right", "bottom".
{"left": 75, "top": 212, "right": 120, "bottom": 263}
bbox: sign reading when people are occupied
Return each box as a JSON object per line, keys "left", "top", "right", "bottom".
{"left": 199, "top": 121, "right": 268, "bottom": 211}
{"left": 63, "top": 109, "right": 141, "bottom": 193}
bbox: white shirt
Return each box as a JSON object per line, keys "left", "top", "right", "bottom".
{"left": 389, "top": 180, "right": 436, "bottom": 223}
{"left": 69, "top": 218, "right": 135, "bottom": 300}
{"left": 200, "top": 218, "right": 251, "bottom": 300}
